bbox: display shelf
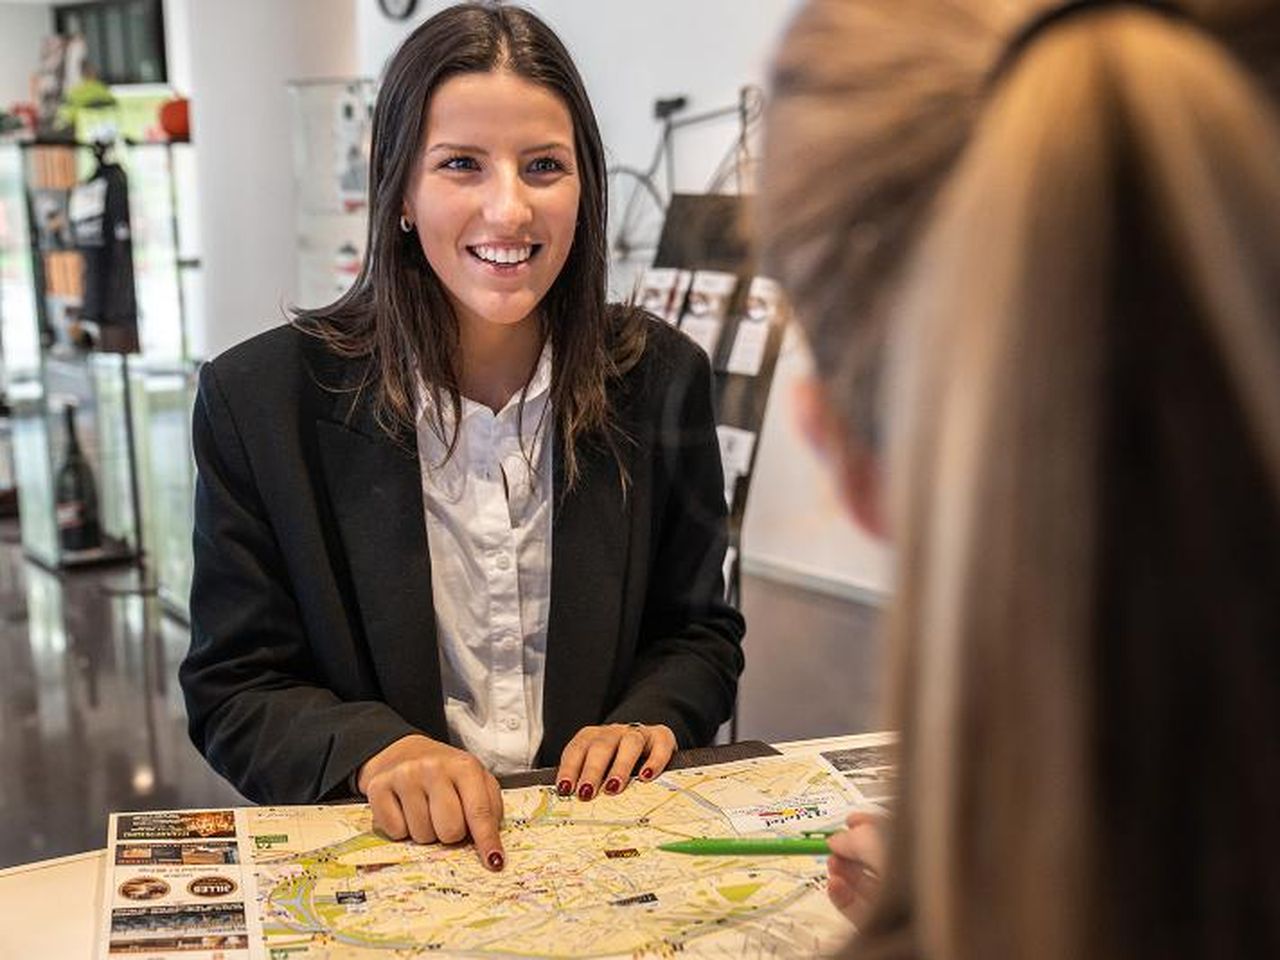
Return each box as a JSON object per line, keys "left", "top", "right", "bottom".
{"left": 127, "top": 360, "right": 197, "bottom": 621}
{"left": 45, "top": 534, "right": 136, "bottom": 570}
{"left": 119, "top": 140, "right": 197, "bottom": 362}
{"left": 0, "top": 131, "right": 198, "bottom": 576}
{"left": 9, "top": 381, "right": 58, "bottom": 565}
{"left": 10, "top": 352, "right": 141, "bottom": 570}
{"left": 0, "top": 144, "right": 44, "bottom": 382}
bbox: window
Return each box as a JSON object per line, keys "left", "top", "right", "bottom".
{"left": 54, "top": 0, "right": 167, "bottom": 87}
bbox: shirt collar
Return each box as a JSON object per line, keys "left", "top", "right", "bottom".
{"left": 416, "top": 339, "right": 553, "bottom": 427}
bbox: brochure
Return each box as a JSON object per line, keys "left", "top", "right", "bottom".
{"left": 679, "top": 270, "right": 738, "bottom": 358}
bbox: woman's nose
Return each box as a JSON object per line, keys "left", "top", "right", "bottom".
{"left": 483, "top": 167, "right": 534, "bottom": 230}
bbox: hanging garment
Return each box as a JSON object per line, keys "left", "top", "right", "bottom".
{"left": 69, "top": 154, "right": 139, "bottom": 352}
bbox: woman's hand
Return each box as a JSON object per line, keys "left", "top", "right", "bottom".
{"left": 555, "top": 723, "right": 677, "bottom": 800}
{"left": 356, "top": 734, "right": 505, "bottom": 871}
{"left": 826, "top": 810, "right": 886, "bottom": 926}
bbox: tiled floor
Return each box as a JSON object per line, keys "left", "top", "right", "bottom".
{"left": 0, "top": 522, "right": 244, "bottom": 869}
{"left": 0, "top": 519, "right": 884, "bottom": 869}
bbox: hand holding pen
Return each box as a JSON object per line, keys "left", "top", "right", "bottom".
{"left": 825, "top": 811, "right": 885, "bottom": 926}
{"left": 660, "top": 808, "right": 887, "bottom": 927}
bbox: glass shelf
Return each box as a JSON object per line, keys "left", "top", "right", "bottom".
{"left": 127, "top": 360, "right": 197, "bottom": 621}
{"left": 289, "top": 79, "right": 375, "bottom": 310}
{"left": 0, "top": 134, "right": 198, "bottom": 579}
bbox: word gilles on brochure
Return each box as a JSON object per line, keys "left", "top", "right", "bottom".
{"left": 97, "top": 808, "right": 256, "bottom": 960}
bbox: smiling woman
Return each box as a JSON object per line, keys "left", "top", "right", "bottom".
{"left": 404, "top": 70, "right": 580, "bottom": 411}
{"left": 179, "top": 2, "right": 744, "bottom": 877}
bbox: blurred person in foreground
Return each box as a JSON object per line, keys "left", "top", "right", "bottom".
{"left": 759, "top": 0, "right": 1280, "bottom": 957}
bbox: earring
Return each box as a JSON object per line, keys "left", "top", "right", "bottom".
{"left": 399, "top": 215, "right": 413, "bottom": 233}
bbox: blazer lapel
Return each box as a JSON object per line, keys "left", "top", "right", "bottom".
{"left": 540, "top": 433, "right": 634, "bottom": 764}
{"left": 315, "top": 383, "right": 446, "bottom": 737}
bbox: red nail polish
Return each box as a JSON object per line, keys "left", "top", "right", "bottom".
{"left": 487, "top": 851, "right": 504, "bottom": 870}
{"left": 577, "top": 782, "right": 594, "bottom": 801}
{"left": 604, "top": 778, "right": 621, "bottom": 794}
{"left": 640, "top": 768, "right": 654, "bottom": 780}
{"left": 557, "top": 779, "right": 572, "bottom": 797}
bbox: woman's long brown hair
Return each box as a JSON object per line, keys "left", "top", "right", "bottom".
{"left": 760, "top": 2, "right": 1280, "bottom": 959}
{"left": 294, "top": 2, "right": 645, "bottom": 488}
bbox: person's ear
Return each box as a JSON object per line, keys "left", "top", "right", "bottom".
{"left": 835, "top": 431, "right": 888, "bottom": 540}
{"left": 792, "top": 375, "right": 834, "bottom": 462}
{"left": 793, "top": 375, "right": 889, "bottom": 541}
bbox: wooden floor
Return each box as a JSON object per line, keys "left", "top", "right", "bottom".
{"left": 0, "top": 518, "right": 883, "bottom": 869}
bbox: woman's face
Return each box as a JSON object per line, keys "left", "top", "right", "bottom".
{"left": 405, "top": 70, "right": 581, "bottom": 334}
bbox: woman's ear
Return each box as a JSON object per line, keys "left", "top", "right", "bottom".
{"left": 837, "top": 431, "right": 889, "bottom": 541}
{"left": 793, "top": 375, "right": 889, "bottom": 541}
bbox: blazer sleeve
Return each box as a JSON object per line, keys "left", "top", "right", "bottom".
{"left": 180, "top": 361, "right": 417, "bottom": 803}
{"left": 604, "top": 343, "right": 746, "bottom": 746}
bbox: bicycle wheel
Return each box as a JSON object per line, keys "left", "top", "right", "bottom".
{"left": 606, "top": 166, "right": 666, "bottom": 301}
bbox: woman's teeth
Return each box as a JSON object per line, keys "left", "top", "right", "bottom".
{"left": 471, "top": 244, "right": 535, "bottom": 265}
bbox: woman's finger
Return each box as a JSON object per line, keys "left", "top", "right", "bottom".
{"left": 845, "top": 810, "right": 881, "bottom": 830}
{"left": 456, "top": 770, "right": 505, "bottom": 871}
{"left": 487, "top": 778, "right": 505, "bottom": 843}
{"left": 554, "top": 729, "right": 592, "bottom": 798}
{"left": 367, "top": 780, "right": 408, "bottom": 841}
{"left": 396, "top": 778, "right": 437, "bottom": 845}
{"left": 827, "top": 859, "right": 860, "bottom": 912}
{"left": 637, "top": 725, "right": 677, "bottom": 782}
{"left": 827, "top": 819, "right": 885, "bottom": 875}
{"left": 602, "top": 726, "right": 649, "bottom": 794}
{"left": 574, "top": 731, "right": 618, "bottom": 801}
{"left": 427, "top": 780, "right": 467, "bottom": 845}
{"left": 827, "top": 854, "right": 881, "bottom": 925}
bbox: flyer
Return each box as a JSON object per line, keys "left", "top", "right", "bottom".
{"left": 638, "top": 266, "right": 694, "bottom": 324}
{"left": 726, "top": 276, "right": 785, "bottom": 377}
{"left": 717, "top": 424, "right": 758, "bottom": 511}
{"left": 679, "top": 270, "right": 738, "bottom": 358}
{"left": 97, "top": 809, "right": 259, "bottom": 960}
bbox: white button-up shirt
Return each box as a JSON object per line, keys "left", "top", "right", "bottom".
{"left": 415, "top": 345, "right": 554, "bottom": 774}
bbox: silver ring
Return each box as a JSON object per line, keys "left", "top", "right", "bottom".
{"left": 627, "top": 722, "right": 643, "bottom": 729}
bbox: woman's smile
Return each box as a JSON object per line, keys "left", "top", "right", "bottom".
{"left": 466, "top": 242, "right": 544, "bottom": 275}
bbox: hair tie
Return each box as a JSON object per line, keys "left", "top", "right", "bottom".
{"left": 989, "top": 0, "right": 1188, "bottom": 87}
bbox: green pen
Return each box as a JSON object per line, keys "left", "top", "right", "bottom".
{"left": 658, "top": 831, "right": 836, "bottom": 856}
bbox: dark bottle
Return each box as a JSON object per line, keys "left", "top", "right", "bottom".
{"left": 55, "top": 402, "right": 101, "bottom": 553}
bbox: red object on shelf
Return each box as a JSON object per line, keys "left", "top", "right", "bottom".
{"left": 159, "top": 97, "right": 190, "bottom": 141}
{"left": 10, "top": 102, "right": 38, "bottom": 136}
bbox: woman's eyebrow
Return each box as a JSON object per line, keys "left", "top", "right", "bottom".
{"left": 426, "top": 142, "right": 488, "bottom": 155}
{"left": 521, "top": 141, "right": 573, "bottom": 154}
{"left": 424, "top": 141, "right": 573, "bottom": 155}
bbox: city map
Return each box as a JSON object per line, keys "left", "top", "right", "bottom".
{"left": 99, "top": 751, "right": 880, "bottom": 959}
{"left": 251, "top": 755, "right": 856, "bottom": 958}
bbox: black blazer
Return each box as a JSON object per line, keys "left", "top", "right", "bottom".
{"left": 179, "top": 317, "right": 745, "bottom": 804}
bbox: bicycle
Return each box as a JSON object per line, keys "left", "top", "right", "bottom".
{"left": 607, "top": 85, "right": 765, "bottom": 300}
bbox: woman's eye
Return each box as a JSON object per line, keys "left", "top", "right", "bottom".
{"left": 440, "top": 156, "right": 479, "bottom": 172}
{"left": 528, "top": 156, "right": 564, "bottom": 175}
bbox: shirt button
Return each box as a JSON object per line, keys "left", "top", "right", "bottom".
{"left": 503, "top": 717, "right": 521, "bottom": 731}
{"left": 496, "top": 554, "right": 511, "bottom": 571}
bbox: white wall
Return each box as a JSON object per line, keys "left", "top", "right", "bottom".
{"left": 185, "top": 0, "right": 357, "bottom": 359}
{"left": 358, "top": 1, "right": 802, "bottom": 188}
{"left": 741, "top": 329, "right": 892, "bottom": 601}
{"left": 357, "top": 0, "right": 890, "bottom": 599}
{"left": 0, "top": 3, "right": 52, "bottom": 109}
{"left": 162, "top": 0, "right": 192, "bottom": 94}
